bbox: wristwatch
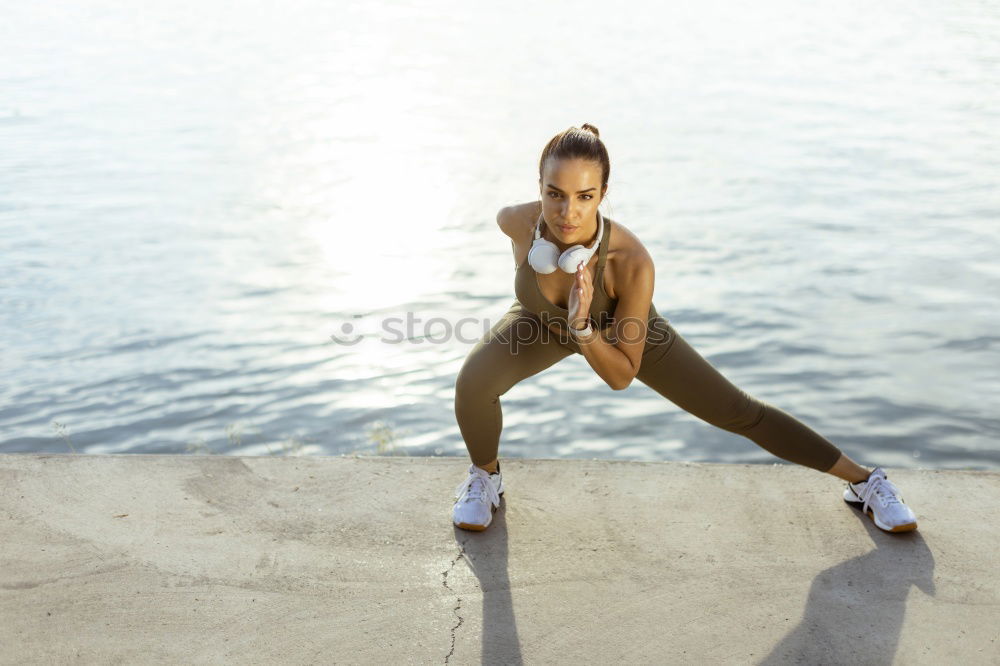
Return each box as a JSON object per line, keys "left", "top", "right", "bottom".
{"left": 569, "top": 318, "right": 595, "bottom": 340}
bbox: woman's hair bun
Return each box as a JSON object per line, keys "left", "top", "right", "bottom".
{"left": 539, "top": 123, "right": 611, "bottom": 191}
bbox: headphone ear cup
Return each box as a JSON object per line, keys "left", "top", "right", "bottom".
{"left": 528, "top": 239, "right": 560, "bottom": 274}
{"left": 558, "top": 246, "right": 590, "bottom": 273}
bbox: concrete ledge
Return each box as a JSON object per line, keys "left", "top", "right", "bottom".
{"left": 1, "top": 454, "right": 998, "bottom": 664}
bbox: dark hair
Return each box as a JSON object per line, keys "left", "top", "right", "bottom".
{"left": 538, "top": 123, "right": 610, "bottom": 195}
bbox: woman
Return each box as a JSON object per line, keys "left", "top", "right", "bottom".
{"left": 452, "top": 124, "right": 918, "bottom": 534}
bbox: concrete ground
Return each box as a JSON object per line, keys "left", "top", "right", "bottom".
{"left": 0, "top": 453, "right": 998, "bottom": 665}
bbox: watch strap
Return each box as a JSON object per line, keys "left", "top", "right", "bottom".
{"left": 569, "top": 319, "right": 595, "bottom": 339}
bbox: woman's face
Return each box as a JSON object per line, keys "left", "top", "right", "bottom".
{"left": 538, "top": 156, "right": 606, "bottom": 243}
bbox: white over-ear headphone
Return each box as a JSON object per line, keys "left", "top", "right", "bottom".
{"left": 527, "top": 210, "right": 604, "bottom": 274}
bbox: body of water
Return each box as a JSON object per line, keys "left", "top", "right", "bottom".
{"left": 2, "top": 0, "right": 998, "bottom": 469}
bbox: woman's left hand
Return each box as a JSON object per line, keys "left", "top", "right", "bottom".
{"left": 566, "top": 260, "right": 593, "bottom": 330}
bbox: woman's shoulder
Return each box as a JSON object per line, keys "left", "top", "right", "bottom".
{"left": 496, "top": 201, "right": 542, "bottom": 241}
{"left": 607, "top": 218, "right": 653, "bottom": 269}
{"left": 603, "top": 218, "right": 654, "bottom": 302}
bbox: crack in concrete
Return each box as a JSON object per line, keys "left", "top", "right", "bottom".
{"left": 442, "top": 536, "right": 469, "bottom": 664}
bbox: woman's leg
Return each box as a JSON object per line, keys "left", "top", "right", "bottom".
{"left": 454, "top": 302, "right": 574, "bottom": 469}
{"left": 825, "top": 452, "right": 873, "bottom": 483}
{"left": 634, "top": 318, "right": 843, "bottom": 473}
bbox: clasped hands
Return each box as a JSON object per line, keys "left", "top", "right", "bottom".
{"left": 566, "top": 260, "right": 593, "bottom": 332}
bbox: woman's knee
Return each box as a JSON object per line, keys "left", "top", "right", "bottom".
{"left": 455, "top": 357, "right": 505, "bottom": 405}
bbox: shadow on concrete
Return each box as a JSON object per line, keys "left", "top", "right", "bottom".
{"left": 759, "top": 511, "right": 936, "bottom": 665}
{"left": 450, "top": 497, "right": 523, "bottom": 666}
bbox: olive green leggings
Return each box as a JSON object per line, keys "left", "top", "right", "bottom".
{"left": 454, "top": 301, "right": 842, "bottom": 473}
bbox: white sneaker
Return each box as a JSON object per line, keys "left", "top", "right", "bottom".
{"left": 843, "top": 466, "right": 918, "bottom": 533}
{"left": 452, "top": 462, "right": 504, "bottom": 531}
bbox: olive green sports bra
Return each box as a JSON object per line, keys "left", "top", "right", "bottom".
{"left": 514, "top": 218, "right": 658, "bottom": 332}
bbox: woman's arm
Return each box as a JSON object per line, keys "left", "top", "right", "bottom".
{"left": 572, "top": 249, "right": 654, "bottom": 390}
